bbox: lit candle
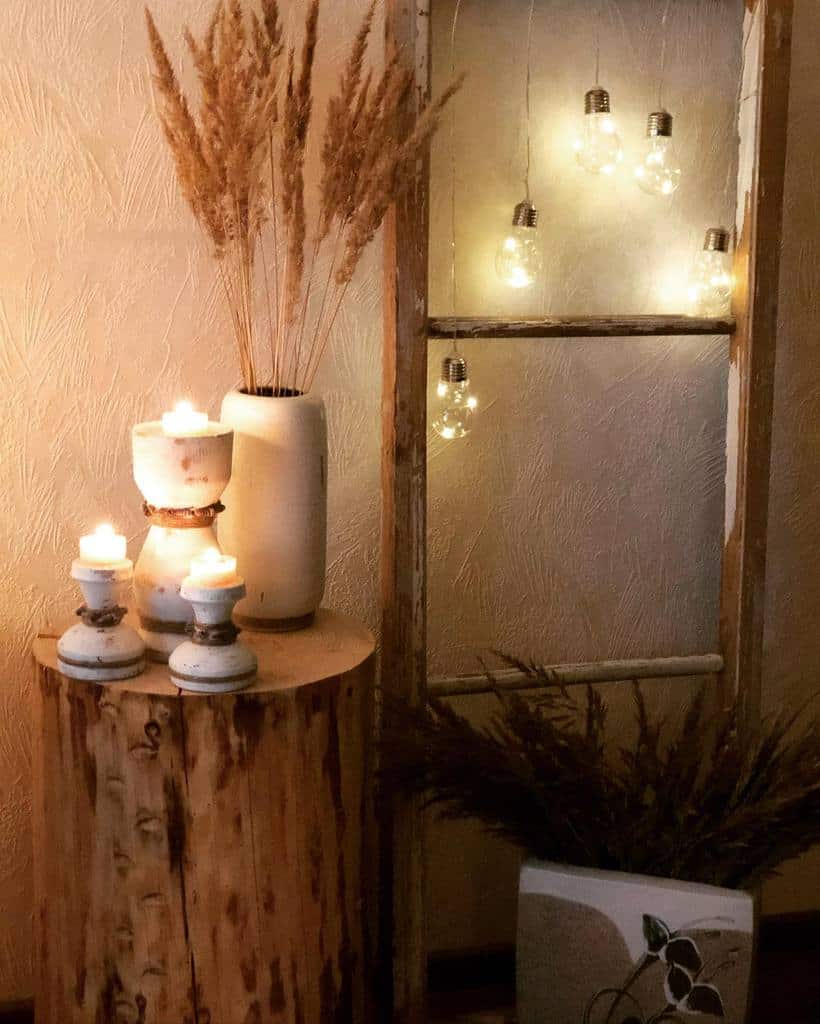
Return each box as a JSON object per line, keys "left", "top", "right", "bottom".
{"left": 187, "top": 547, "right": 239, "bottom": 588}
{"left": 79, "top": 523, "right": 127, "bottom": 565}
{"left": 161, "top": 401, "right": 209, "bottom": 437}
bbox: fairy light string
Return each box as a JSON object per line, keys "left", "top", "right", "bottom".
{"left": 448, "top": 0, "right": 463, "bottom": 348}
{"left": 523, "top": 0, "right": 535, "bottom": 201}
{"left": 657, "top": 0, "right": 673, "bottom": 109}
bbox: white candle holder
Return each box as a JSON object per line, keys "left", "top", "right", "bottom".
{"left": 169, "top": 578, "right": 257, "bottom": 693}
{"left": 57, "top": 559, "right": 146, "bottom": 682}
{"left": 132, "top": 421, "right": 233, "bottom": 662}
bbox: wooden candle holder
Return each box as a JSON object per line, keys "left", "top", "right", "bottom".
{"left": 57, "top": 559, "right": 145, "bottom": 682}
{"left": 169, "top": 577, "right": 257, "bottom": 693}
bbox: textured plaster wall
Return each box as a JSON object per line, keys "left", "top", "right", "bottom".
{"left": 426, "top": 0, "right": 743, "bottom": 953}
{"left": 427, "top": 0, "right": 820, "bottom": 954}
{"left": 427, "top": 0, "right": 743, "bottom": 682}
{"left": 0, "top": 0, "right": 817, "bottom": 998}
{"left": 0, "top": 0, "right": 382, "bottom": 999}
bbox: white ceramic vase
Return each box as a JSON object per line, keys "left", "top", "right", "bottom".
{"left": 517, "top": 860, "right": 755, "bottom": 1024}
{"left": 219, "top": 389, "right": 327, "bottom": 631}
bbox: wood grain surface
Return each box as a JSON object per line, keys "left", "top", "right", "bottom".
{"left": 33, "top": 612, "right": 376, "bottom": 1024}
{"left": 428, "top": 315, "right": 737, "bottom": 338}
{"left": 719, "top": 0, "right": 794, "bottom": 724}
{"left": 381, "top": 0, "right": 432, "bottom": 1021}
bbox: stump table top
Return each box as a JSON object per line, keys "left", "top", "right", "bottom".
{"left": 34, "top": 607, "right": 375, "bottom": 697}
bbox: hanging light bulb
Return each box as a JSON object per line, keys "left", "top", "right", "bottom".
{"left": 688, "top": 228, "right": 734, "bottom": 316}
{"left": 495, "top": 199, "right": 543, "bottom": 289}
{"left": 634, "top": 110, "right": 681, "bottom": 196}
{"left": 574, "top": 86, "right": 624, "bottom": 177}
{"left": 432, "top": 352, "right": 478, "bottom": 440}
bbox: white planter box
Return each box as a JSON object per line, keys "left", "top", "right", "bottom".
{"left": 518, "top": 860, "right": 755, "bottom": 1024}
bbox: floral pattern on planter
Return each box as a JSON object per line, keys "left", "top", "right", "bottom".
{"left": 517, "top": 862, "right": 754, "bottom": 1024}
{"left": 583, "top": 915, "right": 731, "bottom": 1022}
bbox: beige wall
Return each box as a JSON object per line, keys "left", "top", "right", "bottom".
{"left": 0, "top": 0, "right": 382, "bottom": 999}
{"left": 426, "top": 0, "right": 820, "bottom": 953}
{"left": 427, "top": 0, "right": 743, "bottom": 682}
{"left": 0, "top": 0, "right": 816, "bottom": 1000}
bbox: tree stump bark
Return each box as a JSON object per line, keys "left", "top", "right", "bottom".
{"left": 33, "top": 610, "right": 376, "bottom": 1024}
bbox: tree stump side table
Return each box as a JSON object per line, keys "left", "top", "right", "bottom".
{"left": 33, "top": 609, "right": 376, "bottom": 1024}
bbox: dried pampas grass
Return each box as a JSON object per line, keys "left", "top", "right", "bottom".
{"left": 147, "top": 0, "right": 461, "bottom": 395}
{"left": 381, "top": 669, "right": 820, "bottom": 890}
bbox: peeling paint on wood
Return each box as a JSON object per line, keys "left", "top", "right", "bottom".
{"left": 381, "top": 0, "right": 431, "bottom": 1019}
{"left": 719, "top": 0, "right": 794, "bottom": 724}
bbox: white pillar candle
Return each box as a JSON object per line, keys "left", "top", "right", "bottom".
{"left": 79, "top": 524, "right": 127, "bottom": 565}
{"left": 188, "top": 548, "right": 239, "bottom": 588}
{"left": 161, "top": 401, "right": 209, "bottom": 437}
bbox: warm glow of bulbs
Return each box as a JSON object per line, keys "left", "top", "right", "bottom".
{"left": 433, "top": 378, "right": 478, "bottom": 441}
{"left": 575, "top": 111, "right": 624, "bottom": 176}
{"left": 688, "top": 249, "right": 734, "bottom": 316}
{"left": 634, "top": 135, "right": 682, "bottom": 197}
{"left": 495, "top": 228, "right": 543, "bottom": 289}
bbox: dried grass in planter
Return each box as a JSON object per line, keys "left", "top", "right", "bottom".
{"left": 381, "top": 661, "right": 820, "bottom": 890}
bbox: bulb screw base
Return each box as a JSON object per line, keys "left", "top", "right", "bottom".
{"left": 704, "top": 227, "right": 731, "bottom": 253}
{"left": 585, "top": 86, "right": 611, "bottom": 114}
{"left": 512, "top": 199, "right": 538, "bottom": 228}
{"left": 647, "top": 110, "right": 673, "bottom": 137}
{"left": 441, "top": 355, "right": 468, "bottom": 384}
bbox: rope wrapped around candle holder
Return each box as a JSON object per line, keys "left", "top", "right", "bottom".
{"left": 76, "top": 604, "right": 128, "bottom": 628}
{"left": 142, "top": 500, "right": 225, "bottom": 528}
{"left": 189, "top": 620, "right": 242, "bottom": 646}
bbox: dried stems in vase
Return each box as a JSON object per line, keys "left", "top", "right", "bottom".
{"left": 146, "top": 0, "right": 462, "bottom": 396}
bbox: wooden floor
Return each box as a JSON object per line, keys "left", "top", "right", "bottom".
{"left": 429, "top": 930, "right": 820, "bottom": 1023}
{"left": 4, "top": 917, "right": 819, "bottom": 1022}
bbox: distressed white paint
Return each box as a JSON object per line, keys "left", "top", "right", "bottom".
{"left": 132, "top": 421, "right": 233, "bottom": 510}
{"left": 735, "top": 8, "right": 762, "bottom": 241}
{"left": 724, "top": 358, "right": 741, "bottom": 537}
{"left": 57, "top": 560, "right": 145, "bottom": 681}
{"left": 168, "top": 579, "right": 257, "bottom": 692}
{"left": 134, "top": 525, "right": 221, "bottom": 660}
{"left": 132, "top": 421, "right": 234, "bottom": 659}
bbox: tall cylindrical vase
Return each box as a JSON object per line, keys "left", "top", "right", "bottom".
{"left": 219, "top": 389, "right": 327, "bottom": 631}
